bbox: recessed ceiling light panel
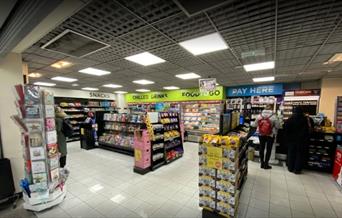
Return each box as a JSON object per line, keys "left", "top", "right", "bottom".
{"left": 79, "top": 67, "right": 111, "bottom": 76}
{"left": 51, "top": 61, "right": 73, "bottom": 69}
{"left": 163, "top": 86, "right": 180, "bottom": 90}
{"left": 72, "top": 83, "right": 79, "bottom": 87}
{"left": 175, "top": 73, "right": 201, "bottom": 80}
{"left": 51, "top": 76, "right": 77, "bottom": 82}
{"left": 124, "top": 52, "right": 166, "bottom": 66}
{"left": 103, "top": 84, "right": 123, "bottom": 88}
{"left": 243, "top": 61, "right": 275, "bottom": 72}
{"left": 82, "top": 87, "right": 99, "bottom": 91}
{"left": 28, "top": 73, "right": 42, "bottom": 78}
{"left": 252, "top": 76, "right": 275, "bottom": 82}
{"left": 132, "top": 79, "right": 155, "bottom": 85}
{"left": 34, "top": 82, "right": 56, "bottom": 87}
{"left": 325, "top": 53, "right": 342, "bottom": 64}
{"left": 179, "top": 32, "right": 228, "bottom": 55}
{"left": 136, "top": 89, "right": 150, "bottom": 92}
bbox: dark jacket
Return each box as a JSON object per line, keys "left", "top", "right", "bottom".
{"left": 55, "top": 117, "right": 67, "bottom": 156}
{"left": 284, "top": 109, "right": 310, "bottom": 144}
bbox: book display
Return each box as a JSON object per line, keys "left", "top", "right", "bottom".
{"left": 182, "top": 102, "right": 223, "bottom": 142}
{"left": 55, "top": 97, "right": 116, "bottom": 142}
{"left": 199, "top": 132, "right": 248, "bottom": 218}
{"left": 11, "top": 85, "right": 67, "bottom": 211}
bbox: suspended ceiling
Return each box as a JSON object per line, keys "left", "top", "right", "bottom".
{"left": 23, "top": 0, "right": 342, "bottom": 93}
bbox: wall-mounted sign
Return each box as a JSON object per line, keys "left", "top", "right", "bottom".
{"left": 125, "top": 86, "right": 224, "bottom": 103}
{"left": 226, "top": 84, "right": 283, "bottom": 97}
{"left": 285, "top": 89, "right": 320, "bottom": 96}
{"left": 89, "top": 92, "right": 110, "bottom": 99}
{"left": 42, "top": 87, "right": 115, "bottom": 100}
{"left": 199, "top": 78, "right": 216, "bottom": 92}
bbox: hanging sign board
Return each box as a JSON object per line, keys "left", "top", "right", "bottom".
{"left": 285, "top": 89, "right": 320, "bottom": 96}
{"left": 199, "top": 78, "right": 216, "bottom": 92}
{"left": 226, "top": 83, "right": 283, "bottom": 97}
{"left": 125, "top": 86, "right": 224, "bottom": 103}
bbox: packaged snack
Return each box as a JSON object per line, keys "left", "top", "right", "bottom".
{"left": 199, "top": 186, "right": 215, "bottom": 198}
{"left": 199, "top": 175, "right": 215, "bottom": 187}
{"left": 199, "top": 196, "right": 215, "bottom": 209}
{"left": 217, "top": 180, "right": 234, "bottom": 193}
{"left": 216, "top": 202, "right": 234, "bottom": 217}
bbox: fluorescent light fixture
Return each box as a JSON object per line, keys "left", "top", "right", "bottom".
{"left": 136, "top": 89, "right": 150, "bottom": 92}
{"left": 102, "top": 84, "right": 123, "bottom": 88}
{"left": 51, "top": 76, "right": 77, "bottom": 82}
{"left": 51, "top": 60, "right": 72, "bottom": 69}
{"left": 179, "top": 32, "right": 228, "bottom": 55}
{"left": 79, "top": 67, "right": 111, "bottom": 76}
{"left": 163, "top": 86, "right": 180, "bottom": 90}
{"left": 132, "top": 79, "right": 155, "bottom": 85}
{"left": 114, "top": 91, "right": 128, "bottom": 94}
{"left": 82, "top": 87, "right": 99, "bottom": 91}
{"left": 243, "top": 61, "right": 275, "bottom": 72}
{"left": 324, "top": 53, "right": 342, "bottom": 64}
{"left": 28, "top": 73, "right": 42, "bottom": 78}
{"left": 175, "top": 73, "right": 201, "bottom": 80}
{"left": 253, "top": 76, "right": 275, "bottom": 82}
{"left": 34, "top": 82, "right": 56, "bottom": 87}
{"left": 72, "top": 83, "right": 79, "bottom": 87}
{"left": 124, "top": 52, "right": 166, "bottom": 66}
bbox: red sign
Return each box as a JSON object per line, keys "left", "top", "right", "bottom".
{"left": 285, "top": 89, "right": 320, "bottom": 96}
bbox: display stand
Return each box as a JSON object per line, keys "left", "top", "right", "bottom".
{"left": 199, "top": 132, "right": 248, "bottom": 218}
{"left": 11, "top": 85, "right": 67, "bottom": 212}
{"left": 80, "top": 123, "right": 96, "bottom": 150}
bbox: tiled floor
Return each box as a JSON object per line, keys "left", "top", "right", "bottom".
{"left": 1, "top": 141, "right": 341, "bottom": 218}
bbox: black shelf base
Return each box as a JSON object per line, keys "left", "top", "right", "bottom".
{"left": 202, "top": 209, "right": 228, "bottom": 218}
{"left": 133, "top": 166, "right": 150, "bottom": 175}
{"left": 98, "top": 143, "right": 134, "bottom": 156}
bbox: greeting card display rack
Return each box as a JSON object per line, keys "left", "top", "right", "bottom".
{"left": 11, "top": 85, "right": 67, "bottom": 211}
{"left": 134, "top": 112, "right": 184, "bottom": 175}
{"left": 199, "top": 132, "right": 248, "bottom": 218}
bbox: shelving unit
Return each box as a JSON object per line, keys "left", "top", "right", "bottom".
{"left": 151, "top": 123, "right": 165, "bottom": 170}
{"left": 335, "top": 96, "right": 342, "bottom": 133}
{"left": 54, "top": 97, "right": 116, "bottom": 142}
{"left": 182, "top": 102, "right": 223, "bottom": 142}
{"left": 306, "top": 131, "right": 337, "bottom": 172}
{"left": 98, "top": 112, "right": 145, "bottom": 156}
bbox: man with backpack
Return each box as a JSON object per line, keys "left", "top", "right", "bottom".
{"left": 256, "top": 105, "right": 279, "bottom": 169}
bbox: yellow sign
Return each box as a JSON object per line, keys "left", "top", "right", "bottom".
{"left": 207, "top": 146, "right": 223, "bottom": 169}
{"left": 134, "top": 149, "right": 142, "bottom": 162}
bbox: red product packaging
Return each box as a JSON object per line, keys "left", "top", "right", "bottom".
{"left": 332, "top": 147, "right": 342, "bottom": 180}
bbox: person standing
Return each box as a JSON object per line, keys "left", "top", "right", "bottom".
{"left": 55, "top": 107, "right": 68, "bottom": 168}
{"left": 284, "top": 107, "right": 310, "bottom": 174}
{"left": 256, "top": 105, "right": 279, "bottom": 169}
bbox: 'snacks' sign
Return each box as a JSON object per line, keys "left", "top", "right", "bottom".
{"left": 125, "top": 86, "right": 224, "bottom": 103}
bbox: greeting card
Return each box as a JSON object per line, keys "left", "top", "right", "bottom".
{"left": 47, "top": 144, "right": 58, "bottom": 157}
{"left": 50, "top": 168, "right": 60, "bottom": 183}
{"left": 49, "top": 155, "right": 59, "bottom": 169}
{"left": 45, "top": 118, "right": 55, "bottom": 131}
{"left": 32, "top": 172, "right": 47, "bottom": 184}
{"left": 27, "top": 120, "right": 43, "bottom": 132}
{"left": 29, "top": 132, "right": 43, "bottom": 147}
{"left": 44, "top": 105, "right": 55, "bottom": 118}
{"left": 25, "top": 105, "right": 41, "bottom": 119}
{"left": 29, "top": 182, "right": 48, "bottom": 192}
{"left": 46, "top": 131, "right": 57, "bottom": 144}
{"left": 31, "top": 161, "right": 46, "bottom": 173}
{"left": 30, "top": 147, "right": 45, "bottom": 161}
{"left": 24, "top": 85, "right": 40, "bottom": 106}
{"left": 42, "top": 90, "right": 54, "bottom": 105}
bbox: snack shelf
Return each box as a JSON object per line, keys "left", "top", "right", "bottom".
{"left": 165, "top": 143, "right": 182, "bottom": 150}
{"left": 98, "top": 141, "right": 134, "bottom": 156}
{"left": 166, "top": 154, "right": 183, "bottom": 164}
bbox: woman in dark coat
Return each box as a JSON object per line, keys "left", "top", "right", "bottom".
{"left": 284, "top": 107, "right": 310, "bottom": 174}
{"left": 55, "top": 107, "right": 67, "bottom": 168}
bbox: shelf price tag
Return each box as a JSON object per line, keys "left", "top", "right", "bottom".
{"left": 207, "top": 146, "right": 222, "bottom": 169}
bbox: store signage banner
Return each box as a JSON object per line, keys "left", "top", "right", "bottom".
{"left": 125, "top": 86, "right": 224, "bottom": 103}
{"left": 199, "top": 78, "right": 216, "bottom": 92}
{"left": 226, "top": 83, "right": 283, "bottom": 97}
{"left": 285, "top": 89, "right": 320, "bottom": 96}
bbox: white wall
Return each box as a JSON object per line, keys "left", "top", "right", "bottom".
{"left": 0, "top": 53, "right": 24, "bottom": 192}
{"left": 319, "top": 78, "right": 342, "bottom": 124}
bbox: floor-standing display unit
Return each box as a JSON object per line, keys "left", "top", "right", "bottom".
{"left": 199, "top": 132, "right": 248, "bottom": 218}
{"left": 55, "top": 97, "right": 116, "bottom": 142}
{"left": 12, "top": 85, "right": 67, "bottom": 211}
{"left": 335, "top": 96, "right": 342, "bottom": 133}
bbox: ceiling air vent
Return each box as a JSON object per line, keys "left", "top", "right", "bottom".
{"left": 41, "top": 29, "right": 110, "bottom": 58}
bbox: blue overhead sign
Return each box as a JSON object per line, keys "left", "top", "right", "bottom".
{"left": 227, "top": 83, "right": 283, "bottom": 97}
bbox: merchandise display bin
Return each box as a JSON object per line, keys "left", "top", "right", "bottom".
{"left": 134, "top": 130, "right": 151, "bottom": 173}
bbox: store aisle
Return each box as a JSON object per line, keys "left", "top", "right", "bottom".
{"left": 33, "top": 142, "right": 342, "bottom": 218}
